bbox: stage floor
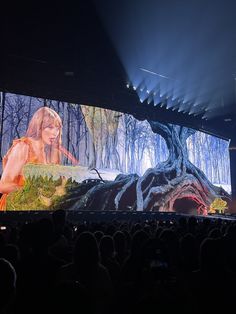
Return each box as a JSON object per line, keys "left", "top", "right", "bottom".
{"left": 0, "top": 210, "right": 235, "bottom": 225}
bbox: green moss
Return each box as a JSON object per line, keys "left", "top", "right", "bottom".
{"left": 6, "top": 176, "right": 81, "bottom": 211}
{"left": 8, "top": 179, "right": 54, "bottom": 211}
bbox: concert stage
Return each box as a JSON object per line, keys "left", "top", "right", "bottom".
{"left": 0, "top": 210, "right": 235, "bottom": 226}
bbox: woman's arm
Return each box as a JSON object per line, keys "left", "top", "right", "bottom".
{"left": 0, "top": 142, "right": 29, "bottom": 194}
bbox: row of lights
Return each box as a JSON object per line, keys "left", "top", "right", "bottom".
{"left": 126, "top": 82, "right": 208, "bottom": 120}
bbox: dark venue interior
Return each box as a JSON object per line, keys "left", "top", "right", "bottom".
{"left": 1, "top": 1, "right": 236, "bottom": 313}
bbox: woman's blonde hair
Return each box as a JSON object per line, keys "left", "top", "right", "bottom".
{"left": 26, "top": 107, "right": 62, "bottom": 164}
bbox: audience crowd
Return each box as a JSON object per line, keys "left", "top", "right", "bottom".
{"left": 0, "top": 210, "right": 236, "bottom": 314}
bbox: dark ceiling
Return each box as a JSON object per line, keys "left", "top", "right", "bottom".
{"left": 1, "top": 1, "right": 236, "bottom": 140}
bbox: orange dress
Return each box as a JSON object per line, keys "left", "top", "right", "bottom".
{"left": 0, "top": 137, "right": 41, "bottom": 211}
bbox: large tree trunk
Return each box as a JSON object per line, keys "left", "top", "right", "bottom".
{"left": 135, "top": 122, "right": 229, "bottom": 213}
{"left": 66, "top": 122, "right": 229, "bottom": 213}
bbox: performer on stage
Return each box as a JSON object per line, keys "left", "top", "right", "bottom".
{"left": 0, "top": 106, "right": 78, "bottom": 210}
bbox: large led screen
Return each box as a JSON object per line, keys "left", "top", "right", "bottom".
{"left": 0, "top": 92, "right": 231, "bottom": 211}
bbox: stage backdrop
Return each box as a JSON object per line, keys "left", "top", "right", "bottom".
{"left": 0, "top": 92, "right": 231, "bottom": 210}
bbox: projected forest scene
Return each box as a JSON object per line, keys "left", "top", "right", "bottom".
{"left": 0, "top": 92, "right": 231, "bottom": 213}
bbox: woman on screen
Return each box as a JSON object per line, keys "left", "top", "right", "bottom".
{"left": 0, "top": 106, "right": 78, "bottom": 210}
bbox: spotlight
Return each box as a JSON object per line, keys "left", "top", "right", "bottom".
{"left": 133, "top": 86, "right": 137, "bottom": 90}
{"left": 126, "top": 83, "right": 130, "bottom": 88}
{"left": 147, "top": 90, "right": 150, "bottom": 94}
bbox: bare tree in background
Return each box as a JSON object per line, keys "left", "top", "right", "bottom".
{"left": 71, "top": 121, "right": 229, "bottom": 212}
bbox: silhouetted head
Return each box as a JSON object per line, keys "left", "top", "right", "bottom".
{"left": 113, "top": 231, "right": 126, "bottom": 253}
{"left": 94, "top": 231, "right": 104, "bottom": 243}
{"left": 0, "top": 258, "right": 16, "bottom": 311}
{"left": 74, "top": 232, "right": 99, "bottom": 267}
{"left": 200, "top": 238, "right": 224, "bottom": 272}
{"left": 100, "top": 235, "right": 114, "bottom": 259}
{"left": 131, "top": 230, "right": 149, "bottom": 256}
{"left": 208, "top": 227, "right": 222, "bottom": 239}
